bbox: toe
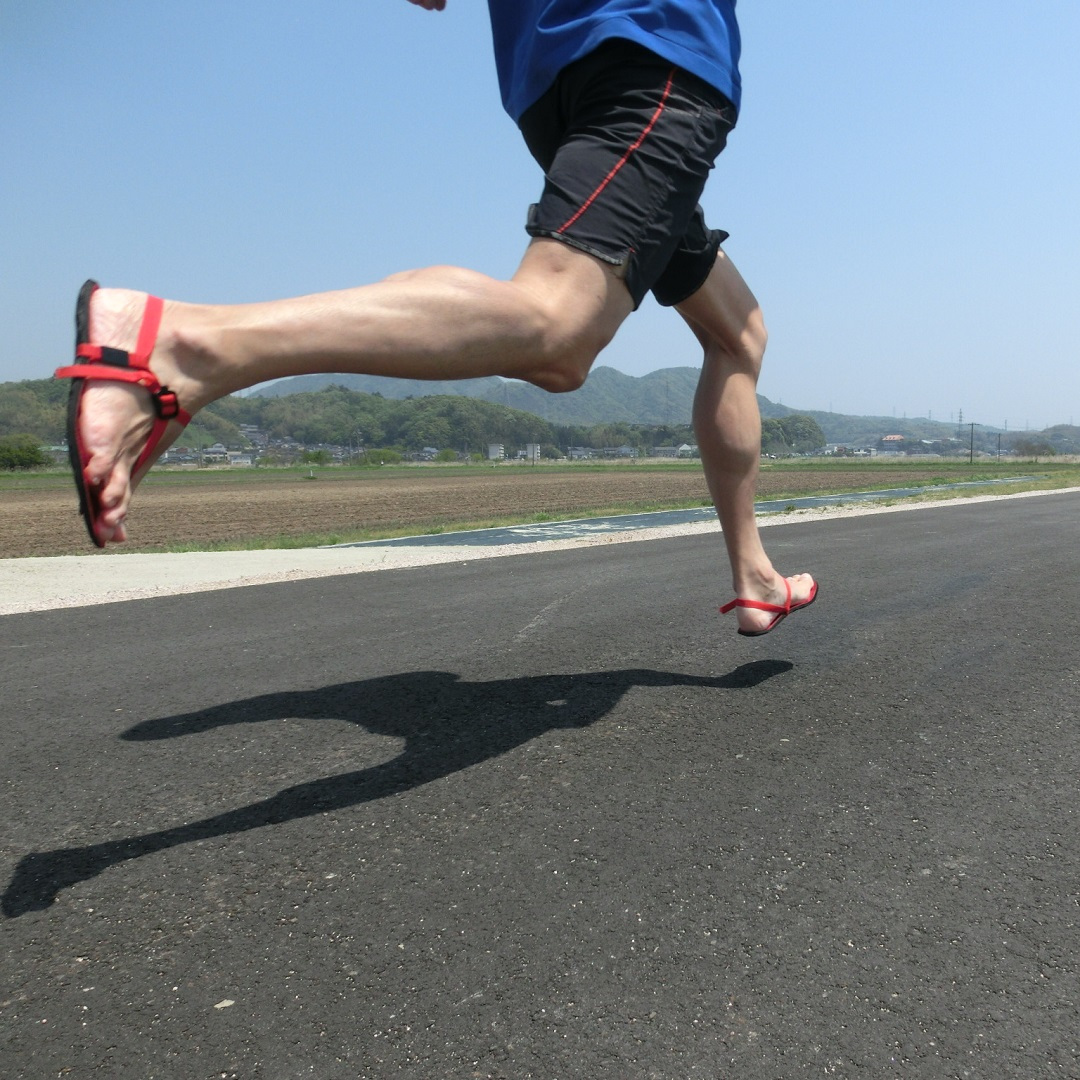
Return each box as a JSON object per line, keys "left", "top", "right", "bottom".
{"left": 788, "top": 573, "right": 817, "bottom": 607}
{"left": 97, "top": 465, "right": 133, "bottom": 526}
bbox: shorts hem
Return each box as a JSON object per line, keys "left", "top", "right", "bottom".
{"left": 525, "top": 224, "right": 628, "bottom": 268}
{"left": 652, "top": 229, "right": 729, "bottom": 307}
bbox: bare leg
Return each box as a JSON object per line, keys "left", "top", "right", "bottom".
{"left": 677, "top": 250, "right": 815, "bottom": 634}
{"left": 76, "top": 239, "right": 634, "bottom": 542}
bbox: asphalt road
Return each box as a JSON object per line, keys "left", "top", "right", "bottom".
{"left": 2, "top": 493, "right": 1078, "bottom": 1079}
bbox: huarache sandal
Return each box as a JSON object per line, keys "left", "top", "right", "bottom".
{"left": 720, "top": 577, "right": 818, "bottom": 637}
{"left": 54, "top": 280, "right": 190, "bottom": 547}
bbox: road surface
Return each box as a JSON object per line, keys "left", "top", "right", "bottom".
{"left": 2, "top": 492, "right": 1078, "bottom": 1078}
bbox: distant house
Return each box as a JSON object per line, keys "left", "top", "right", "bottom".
{"left": 826, "top": 444, "right": 875, "bottom": 457}
{"left": 238, "top": 424, "right": 268, "bottom": 448}
{"left": 162, "top": 446, "right": 197, "bottom": 464}
{"left": 201, "top": 443, "right": 229, "bottom": 464}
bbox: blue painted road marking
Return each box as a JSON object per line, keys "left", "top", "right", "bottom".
{"left": 326, "top": 477, "right": 1034, "bottom": 549}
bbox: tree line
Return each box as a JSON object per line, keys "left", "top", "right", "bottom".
{"left": 0, "top": 376, "right": 825, "bottom": 465}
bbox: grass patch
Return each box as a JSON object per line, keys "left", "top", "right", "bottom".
{"left": 0, "top": 459, "right": 714, "bottom": 494}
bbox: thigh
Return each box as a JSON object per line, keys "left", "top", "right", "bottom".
{"left": 676, "top": 248, "right": 765, "bottom": 362}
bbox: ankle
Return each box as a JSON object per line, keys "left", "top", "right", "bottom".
{"left": 160, "top": 305, "right": 238, "bottom": 412}
{"left": 731, "top": 563, "right": 778, "bottom": 598}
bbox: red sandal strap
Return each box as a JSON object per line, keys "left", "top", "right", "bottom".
{"left": 132, "top": 295, "right": 164, "bottom": 367}
{"left": 132, "top": 417, "right": 172, "bottom": 476}
{"left": 719, "top": 579, "right": 792, "bottom": 616}
{"left": 54, "top": 294, "right": 190, "bottom": 425}
{"left": 54, "top": 362, "right": 191, "bottom": 425}
{"left": 56, "top": 361, "right": 154, "bottom": 385}
{"left": 720, "top": 598, "right": 786, "bottom": 615}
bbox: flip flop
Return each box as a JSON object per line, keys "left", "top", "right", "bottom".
{"left": 54, "top": 279, "right": 191, "bottom": 547}
{"left": 720, "top": 578, "right": 818, "bottom": 637}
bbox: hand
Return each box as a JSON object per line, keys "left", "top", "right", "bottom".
{"left": 406, "top": 0, "right": 446, "bottom": 9}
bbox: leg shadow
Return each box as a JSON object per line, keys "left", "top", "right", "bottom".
{"left": 4, "top": 660, "right": 790, "bottom": 916}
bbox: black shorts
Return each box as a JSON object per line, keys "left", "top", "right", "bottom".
{"left": 517, "top": 38, "right": 737, "bottom": 309}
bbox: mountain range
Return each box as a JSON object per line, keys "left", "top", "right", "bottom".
{"left": 251, "top": 366, "right": 988, "bottom": 444}
{"left": 4, "top": 367, "right": 1074, "bottom": 453}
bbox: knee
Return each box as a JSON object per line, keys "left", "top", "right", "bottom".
{"left": 526, "top": 354, "right": 591, "bottom": 394}
{"left": 745, "top": 310, "right": 768, "bottom": 366}
{"left": 522, "top": 323, "right": 612, "bottom": 394}
{"left": 708, "top": 310, "right": 767, "bottom": 379}
{"left": 735, "top": 309, "right": 767, "bottom": 373}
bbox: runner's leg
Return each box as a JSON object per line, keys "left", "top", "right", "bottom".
{"left": 677, "top": 250, "right": 815, "bottom": 633}
{"left": 78, "top": 239, "right": 634, "bottom": 541}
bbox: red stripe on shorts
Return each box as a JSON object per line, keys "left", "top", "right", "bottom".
{"left": 556, "top": 67, "right": 677, "bottom": 235}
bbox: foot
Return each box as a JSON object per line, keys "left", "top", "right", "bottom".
{"left": 77, "top": 289, "right": 202, "bottom": 543}
{"left": 725, "top": 572, "right": 817, "bottom": 635}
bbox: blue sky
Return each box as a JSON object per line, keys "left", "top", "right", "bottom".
{"left": 2, "top": 1, "right": 1078, "bottom": 430}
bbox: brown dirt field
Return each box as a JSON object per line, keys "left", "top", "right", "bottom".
{"left": 1, "top": 466, "right": 950, "bottom": 559}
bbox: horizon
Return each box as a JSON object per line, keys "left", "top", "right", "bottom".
{"left": 226, "top": 367, "right": 1079, "bottom": 434}
{"left": 2, "top": 2, "right": 1077, "bottom": 429}
{"left": 3, "top": 360, "right": 1071, "bottom": 435}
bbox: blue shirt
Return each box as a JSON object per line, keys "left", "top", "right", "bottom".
{"left": 487, "top": 0, "right": 741, "bottom": 121}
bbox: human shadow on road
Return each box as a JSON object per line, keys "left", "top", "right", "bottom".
{"left": 3, "top": 661, "right": 791, "bottom": 917}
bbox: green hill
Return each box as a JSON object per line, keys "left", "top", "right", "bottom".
{"left": 3, "top": 370, "right": 1075, "bottom": 455}
{"left": 246, "top": 366, "right": 1018, "bottom": 446}
{"left": 250, "top": 365, "right": 707, "bottom": 426}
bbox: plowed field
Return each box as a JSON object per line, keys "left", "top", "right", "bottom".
{"left": 0, "top": 465, "right": 967, "bottom": 559}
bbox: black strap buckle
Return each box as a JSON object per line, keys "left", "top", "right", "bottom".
{"left": 154, "top": 388, "right": 181, "bottom": 420}
{"left": 98, "top": 346, "right": 132, "bottom": 369}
